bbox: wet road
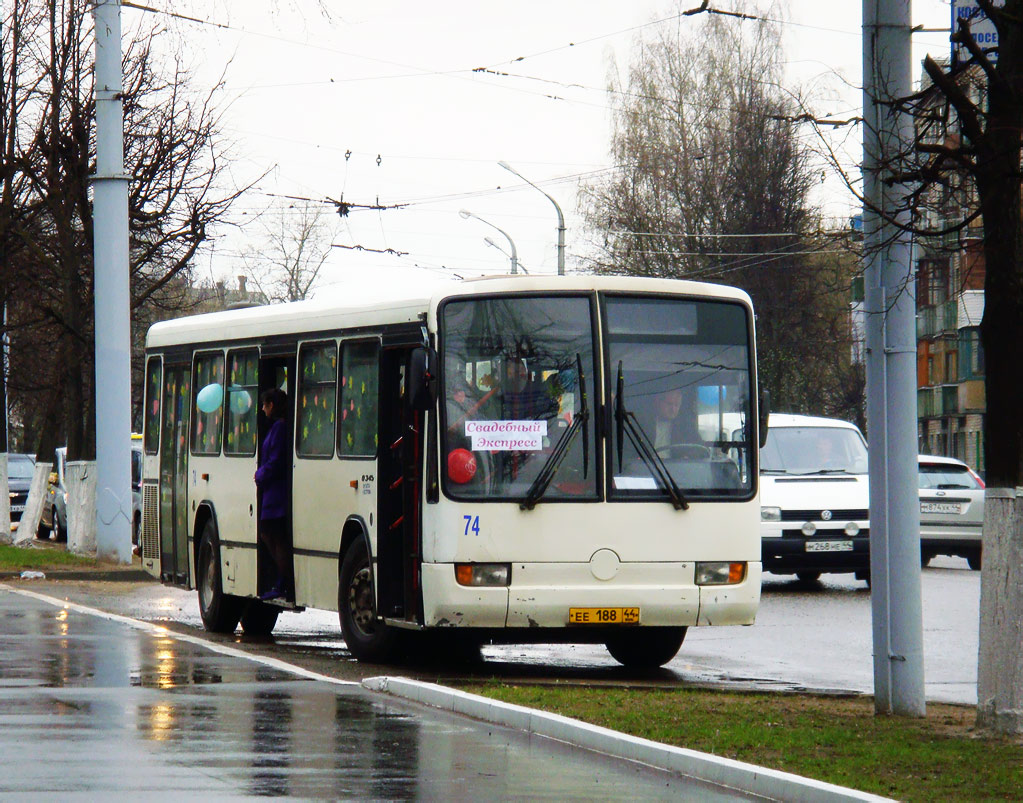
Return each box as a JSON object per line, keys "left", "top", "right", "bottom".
{"left": 0, "top": 588, "right": 748, "bottom": 800}
{"left": 20, "top": 557, "right": 979, "bottom": 706}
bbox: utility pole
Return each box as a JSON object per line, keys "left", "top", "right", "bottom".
{"left": 92, "top": 0, "right": 132, "bottom": 564}
{"left": 862, "top": 0, "right": 925, "bottom": 715}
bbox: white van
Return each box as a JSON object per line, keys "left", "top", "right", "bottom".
{"left": 759, "top": 414, "right": 870, "bottom": 583}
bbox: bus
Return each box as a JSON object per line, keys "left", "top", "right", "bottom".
{"left": 139, "top": 274, "right": 767, "bottom": 667}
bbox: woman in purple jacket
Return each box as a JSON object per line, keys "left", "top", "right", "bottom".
{"left": 255, "top": 388, "right": 292, "bottom": 600}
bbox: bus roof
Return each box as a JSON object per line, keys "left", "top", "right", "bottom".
{"left": 146, "top": 273, "right": 753, "bottom": 349}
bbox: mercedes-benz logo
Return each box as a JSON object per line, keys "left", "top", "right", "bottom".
{"left": 821, "top": 510, "right": 833, "bottom": 521}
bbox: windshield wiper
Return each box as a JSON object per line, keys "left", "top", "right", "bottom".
{"left": 614, "top": 361, "right": 688, "bottom": 511}
{"left": 800, "top": 469, "right": 854, "bottom": 475}
{"left": 521, "top": 354, "right": 590, "bottom": 511}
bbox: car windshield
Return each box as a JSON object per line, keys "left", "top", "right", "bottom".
{"left": 441, "top": 294, "right": 597, "bottom": 502}
{"left": 918, "top": 463, "right": 981, "bottom": 490}
{"left": 8, "top": 457, "right": 35, "bottom": 479}
{"left": 605, "top": 295, "right": 753, "bottom": 500}
{"left": 760, "top": 426, "right": 868, "bottom": 475}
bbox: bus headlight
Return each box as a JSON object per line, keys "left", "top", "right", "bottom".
{"left": 695, "top": 562, "right": 746, "bottom": 585}
{"left": 761, "top": 506, "right": 781, "bottom": 521}
{"left": 455, "top": 563, "right": 511, "bottom": 587}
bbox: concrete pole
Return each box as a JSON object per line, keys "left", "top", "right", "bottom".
{"left": 862, "top": 0, "right": 925, "bottom": 715}
{"left": 91, "top": 0, "right": 133, "bottom": 564}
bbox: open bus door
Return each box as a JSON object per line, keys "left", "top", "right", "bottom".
{"left": 257, "top": 353, "right": 295, "bottom": 599}
{"left": 375, "top": 346, "right": 431, "bottom": 624}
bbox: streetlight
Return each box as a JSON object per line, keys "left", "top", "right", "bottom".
{"left": 498, "top": 160, "right": 565, "bottom": 276}
{"left": 483, "top": 237, "right": 529, "bottom": 274}
{"left": 459, "top": 208, "right": 520, "bottom": 275}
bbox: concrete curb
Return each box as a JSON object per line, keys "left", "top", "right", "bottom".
{"left": 0, "top": 568, "right": 154, "bottom": 582}
{"left": 362, "top": 676, "right": 892, "bottom": 803}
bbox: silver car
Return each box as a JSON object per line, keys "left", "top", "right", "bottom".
{"left": 919, "top": 454, "right": 985, "bottom": 570}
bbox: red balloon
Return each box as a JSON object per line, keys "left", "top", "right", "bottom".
{"left": 448, "top": 448, "right": 477, "bottom": 484}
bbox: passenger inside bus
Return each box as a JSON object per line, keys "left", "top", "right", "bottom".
{"left": 254, "top": 388, "right": 293, "bottom": 601}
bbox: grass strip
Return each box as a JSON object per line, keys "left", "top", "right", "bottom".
{"left": 458, "top": 682, "right": 1023, "bottom": 801}
{"left": 0, "top": 543, "right": 100, "bottom": 571}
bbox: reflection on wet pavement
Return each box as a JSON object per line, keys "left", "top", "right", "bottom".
{"left": 0, "top": 589, "right": 749, "bottom": 800}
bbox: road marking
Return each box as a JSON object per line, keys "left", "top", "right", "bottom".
{"left": 0, "top": 583, "right": 360, "bottom": 687}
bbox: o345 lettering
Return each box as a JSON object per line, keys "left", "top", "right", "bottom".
{"left": 463, "top": 515, "right": 480, "bottom": 536}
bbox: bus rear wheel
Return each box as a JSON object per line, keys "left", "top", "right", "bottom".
{"left": 605, "top": 627, "right": 686, "bottom": 669}
{"left": 338, "top": 539, "right": 403, "bottom": 663}
{"left": 197, "top": 520, "right": 243, "bottom": 634}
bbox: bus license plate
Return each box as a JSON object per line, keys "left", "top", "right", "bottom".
{"left": 10, "top": 504, "right": 24, "bottom": 513}
{"left": 569, "top": 607, "right": 639, "bottom": 625}
{"left": 805, "top": 540, "right": 853, "bottom": 552}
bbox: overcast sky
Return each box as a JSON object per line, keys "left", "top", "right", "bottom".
{"left": 122, "top": 1, "right": 954, "bottom": 294}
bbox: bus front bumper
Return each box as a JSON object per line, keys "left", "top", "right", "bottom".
{"left": 420, "top": 561, "right": 761, "bottom": 630}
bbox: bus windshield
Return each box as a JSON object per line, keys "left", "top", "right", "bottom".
{"left": 606, "top": 295, "right": 754, "bottom": 500}
{"left": 441, "top": 295, "right": 597, "bottom": 501}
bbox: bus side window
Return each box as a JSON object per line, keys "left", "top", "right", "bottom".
{"left": 144, "top": 357, "right": 162, "bottom": 455}
{"left": 225, "top": 350, "right": 259, "bottom": 456}
{"left": 338, "top": 341, "right": 380, "bottom": 457}
{"left": 296, "top": 342, "right": 337, "bottom": 458}
{"left": 192, "top": 352, "right": 225, "bottom": 455}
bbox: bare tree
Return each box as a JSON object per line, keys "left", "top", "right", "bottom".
{"left": 240, "top": 200, "right": 336, "bottom": 303}
{"left": 0, "top": 1, "right": 250, "bottom": 460}
{"left": 905, "top": 3, "right": 1023, "bottom": 735}
{"left": 794, "top": 0, "right": 1023, "bottom": 733}
{"left": 581, "top": 4, "right": 863, "bottom": 421}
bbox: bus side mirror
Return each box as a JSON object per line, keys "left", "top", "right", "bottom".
{"left": 408, "top": 346, "right": 438, "bottom": 412}
{"left": 758, "top": 388, "right": 770, "bottom": 449}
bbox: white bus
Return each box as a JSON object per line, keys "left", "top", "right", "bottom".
{"left": 139, "top": 274, "right": 766, "bottom": 667}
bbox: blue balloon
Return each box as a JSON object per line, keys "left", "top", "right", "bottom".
{"left": 196, "top": 382, "right": 224, "bottom": 414}
{"left": 230, "top": 389, "right": 253, "bottom": 415}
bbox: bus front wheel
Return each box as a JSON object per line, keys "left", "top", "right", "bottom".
{"left": 605, "top": 627, "right": 686, "bottom": 669}
{"left": 197, "top": 520, "right": 243, "bottom": 634}
{"left": 338, "top": 539, "right": 402, "bottom": 663}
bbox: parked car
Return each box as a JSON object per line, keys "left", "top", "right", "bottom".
{"left": 40, "top": 440, "right": 143, "bottom": 544}
{"left": 919, "top": 454, "right": 985, "bottom": 570}
{"left": 7, "top": 453, "right": 36, "bottom": 527}
{"left": 759, "top": 414, "right": 871, "bottom": 583}
{"left": 39, "top": 447, "right": 68, "bottom": 541}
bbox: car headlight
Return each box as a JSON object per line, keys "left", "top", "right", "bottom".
{"left": 695, "top": 561, "right": 747, "bottom": 585}
{"left": 761, "top": 506, "right": 781, "bottom": 522}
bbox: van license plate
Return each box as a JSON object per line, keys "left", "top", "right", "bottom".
{"left": 805, "top": 540, "right": 853, "bottom": 552}
{"left": 569, "top": 607, "right": 640, "bottom": 625}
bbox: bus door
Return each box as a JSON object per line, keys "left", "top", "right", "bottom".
{"left": 159, "top": 362, "right": 191, "bottom": 585}
{"left": 216, "top": 349, "right": 261, "bottom": 595}
{"left": 376, "top": 346, "right": 423, "bottom": 623}
{"left": 257, "top": 353, "right": 295, "bottom": 597}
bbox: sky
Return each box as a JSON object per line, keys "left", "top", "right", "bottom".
{"left": 120, "top": 0, "right": 956, "bottom": 295}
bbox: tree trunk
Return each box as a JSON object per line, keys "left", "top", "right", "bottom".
{"left": 974, "top": 10, "right": 1023, "bottom": 733}
{"left": 977, "top": 491, "right": 1023, "bottom": 731}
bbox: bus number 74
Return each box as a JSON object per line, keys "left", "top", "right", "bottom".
{"left": 463, "top": 515, "right": 480, "bottom": 536}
